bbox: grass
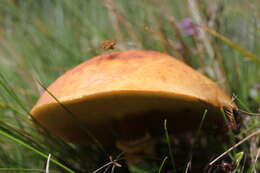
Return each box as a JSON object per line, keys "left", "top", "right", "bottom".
{"left": 0, "top": 0, "right": 259, "bottom": 172}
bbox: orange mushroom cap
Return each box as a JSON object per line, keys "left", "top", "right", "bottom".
{"left": 31, "top": 50, "right": 237, "bottom": 146}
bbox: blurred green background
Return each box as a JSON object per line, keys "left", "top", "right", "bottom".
{"left": 0, "top": 0, "right": 259, "bottom": 172}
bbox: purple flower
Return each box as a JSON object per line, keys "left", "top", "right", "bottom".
{"left": 243, "top": 116, "right": 251, "bottom": 121}
{"left": 255, "top": 83, "right": 260, "bottom": 91}
{"left": 179, "top": 18, "right": 198, "bottom": 36}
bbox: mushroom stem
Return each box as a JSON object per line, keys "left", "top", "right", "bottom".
{"left": 116, "top": 133, "right": 156, "bottom": 165}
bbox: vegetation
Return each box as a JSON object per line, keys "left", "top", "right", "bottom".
{"left": 0, "top": 0, "right": 259, "bottom": 172}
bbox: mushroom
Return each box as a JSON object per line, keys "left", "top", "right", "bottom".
{"left": 31, "top": 50, "right": 237, "bottom": 164}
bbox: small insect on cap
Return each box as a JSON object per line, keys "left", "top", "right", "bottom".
{"left": 31, "top": 50, "right": 237, "bottom": 146}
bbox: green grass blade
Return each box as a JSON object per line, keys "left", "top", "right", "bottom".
{"left": 0, "top": 73, "right": 30, "bottom": 116}
{"left": 232, "top": 152, "right": 244, "bottom": 173}
{"left": 164, "top": 119, "right": 176, "bottom": 172}
{"left": 200, "top": 26, "right": 260, "bottom": 64}
{"left": 158, "top": 156, "right": 168, "bottom": 173}
{"left": 0, "top": 129, "right": 75, "bottom": 173}
{"left": 194, "top": 110, "right": 207, "bottom": 141}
